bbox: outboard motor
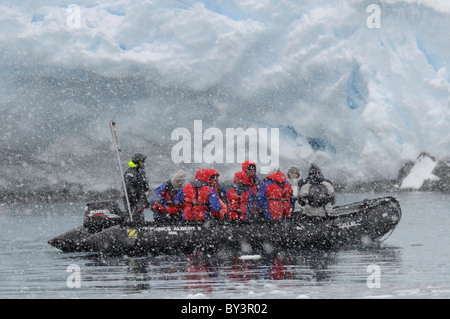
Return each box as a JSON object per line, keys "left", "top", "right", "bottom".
{"left": 83, "top": 201, "right": 124, "bottom": 233}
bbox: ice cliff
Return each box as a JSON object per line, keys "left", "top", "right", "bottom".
{"left": 0, "top": 0, "right": 449, "bottom": 198}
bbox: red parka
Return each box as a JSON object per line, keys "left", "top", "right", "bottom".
{"left": 174, "top": 169, "right": 224, "bottom": 220}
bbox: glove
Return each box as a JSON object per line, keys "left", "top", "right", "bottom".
{"left": 151, "top": 203, "right": 166, "bottom": 213}
{"left": 166, "top": 206, "right": 178, "bottom": 215}
{"left": 211, "top": 210, "right": 225, "bottom": 220}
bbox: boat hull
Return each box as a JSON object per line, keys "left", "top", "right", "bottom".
{"left": 48, "top": 196, "right": 401, "bottom": 255}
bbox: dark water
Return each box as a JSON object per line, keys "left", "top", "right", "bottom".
{"left": 0, "top": 192, "right": 449, "bottom": 299}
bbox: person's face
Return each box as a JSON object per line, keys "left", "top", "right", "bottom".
{"left": 175, "top": 178, "right": 185, "bottom": 188}
{"left": 247, "top": 165, "right": 256, "bottom": 177}
{"left": 288, "top": 173, "right": 299, "bottom": 179}
{"left": 209, "top": 175, "right": 219, "bottom": 186}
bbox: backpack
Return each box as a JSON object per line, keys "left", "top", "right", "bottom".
{"left": 308, "top": 182, "right": 332, "bottom": 207}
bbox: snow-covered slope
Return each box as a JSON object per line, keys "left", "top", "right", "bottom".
{"left": 0, "top": 0, "right": 449, "bottom": 192}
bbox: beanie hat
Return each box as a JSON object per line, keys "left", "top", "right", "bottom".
{"left": 171, "top": 169, "right": 186, "bottom": 190}
{"left": 130, "top": 152, "right": 147, "bottom": 167}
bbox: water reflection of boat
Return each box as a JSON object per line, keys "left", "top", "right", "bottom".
{"left": 48, "top": 196, "right": 401, "bottom": 256}
{"left": 69, "top": 244, "right": 402, "bottom": 296}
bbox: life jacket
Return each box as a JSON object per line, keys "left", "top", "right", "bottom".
{"left": 161, "top": 180, "right": 177, "bottom": 207}
{"left": 241, "top": 161, "right": 262, "bottom": 196}
{"left": 206, "top": 168, "right": 228, "bottom": 214}
{"left": 149, "top": 180, "right": 178, "bottom": 216}
{"left": 181, "top": 181, "right": 212, "bottom": 220}
{"left": 257, "top": 171, "right": 293, "bottom": 220}
{"left": 227, "top": 171, "right": 254, "bottom": 220}
{"left": 266, "top": 182, "right": 291, "bottom": 219}
{"left": 227, "top": 189, "right": 252, "bottom": 221}
{"left": 307, "top": 182, "right": 332, "bottom": 207}
{"left": 176, "top": 169, "right": 222, "bottom": 220}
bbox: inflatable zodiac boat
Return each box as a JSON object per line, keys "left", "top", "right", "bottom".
{"left": 48, "top": 197, "right": 401, "bottom": 255}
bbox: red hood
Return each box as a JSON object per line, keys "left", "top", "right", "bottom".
{"left": 195, "top": 168, "right": 210, "bottom": 183}
{"left": 207, "top": 168, "right": 220, "bottom": 177}
{"left": 242, "top": 161, "right": 256, "bottom": 172}
{"left": 234, "top": 171, "right": 251, "bottom": 185}
{"left": 267, "top": 171, "right": 287, "bottom": 184}
{"left": 206, "top": 168, "right": 220, "bottom": 187}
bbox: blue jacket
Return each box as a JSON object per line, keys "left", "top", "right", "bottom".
{"left": 149, "top": 180, "right": 179, "bottom": 219}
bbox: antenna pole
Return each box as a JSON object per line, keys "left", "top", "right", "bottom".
{"left": 109, "top": 121, "right": 133, "bottom": 223}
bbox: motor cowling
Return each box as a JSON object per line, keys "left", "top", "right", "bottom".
{"left": 83, "top": 201, "right": 124, "bottom": 233}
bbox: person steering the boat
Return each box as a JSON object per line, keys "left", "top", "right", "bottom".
{"left": 298, "top": 164, "right": 335, "bottom": 217}
{"left": 174, "top": 168, "right": 225, "bottom": 221}
{"left": 255, "top": 170, "right": 294, "bottom": 220}
{"left": 123, "top": 152, "right": 150, "bottom": 225}
{"left": 150, "top": 169, "right": 186, "bottom": 223}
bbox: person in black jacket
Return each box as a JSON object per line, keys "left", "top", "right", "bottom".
{"left": 298, "top": 164, "right": 335, "bottom": 217}
{"left": 123, "top": 152, "right": 149, "bottom": 225}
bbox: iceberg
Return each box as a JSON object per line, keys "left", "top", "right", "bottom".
{"left": 0, "top": 0, "right": 449, "bottom": 194}
{"left": 400, "top": 153, "right": 439, "bottom": 189}
{"left": 397, "top": 152, "right": 449, "bottom": 192}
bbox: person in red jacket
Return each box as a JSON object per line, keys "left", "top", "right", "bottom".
{"left": 240, "top": 161, "right": 263, "bottom": 196}
{"left": 206, "top": 169, "right": 227, "bottom": 202}
{"left": 174, "top": 168, "right": 224, "bottom": 221}
{"left": 226, "top": 171, "right": 254, "bottom": 220}
{"left": 206, "top": 169, "right": 228, "bottom": 215}
{"left": 255, "top": 171, "right": 294, "bottom": 220}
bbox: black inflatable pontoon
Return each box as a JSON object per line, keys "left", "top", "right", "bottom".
{"left": 48, "top": 197, "right": 401, "bottom": 255}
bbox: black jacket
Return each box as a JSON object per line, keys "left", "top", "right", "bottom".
{"left": 123, "top": 166, "right": 149, "bottom": 210}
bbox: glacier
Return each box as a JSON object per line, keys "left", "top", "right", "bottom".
{"left": 0, "top": 0, "right": 449, "bottom": 196}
